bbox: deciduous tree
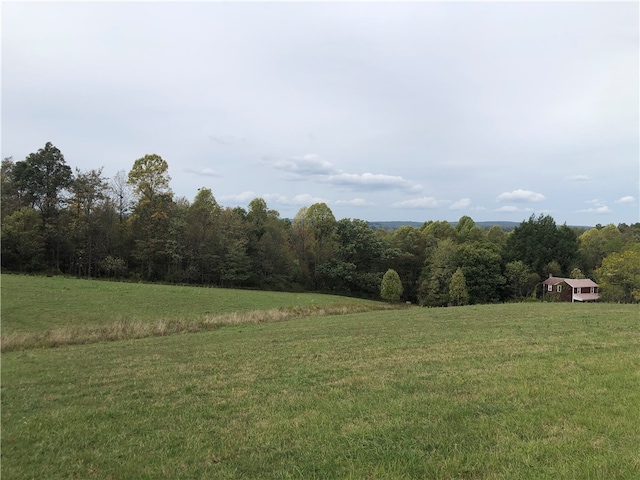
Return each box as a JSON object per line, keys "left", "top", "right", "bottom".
{"left": 12, "top": 143, "right": 73, "bottom": 270}
{"left": 595, "top": 248, "right": 640, "bottom": 303}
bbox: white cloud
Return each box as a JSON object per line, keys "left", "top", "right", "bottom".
{"left": 450, "top": 198, "right": 471, "bottom": 210}
{"left": 495, "top": 205, "right": 534, "bottom": 213}
{"left": 219, "top": 191, "right": 259, "bottom": 203}
{"left": 184, "top": 167, "right": 220, "bottom": 177}
{"left": 580, "top": 206, "right": 612, "bottom": 214}
{"left": 335, "top": 198, "right": 374, "bottom": 206}
{"left": 579, "top": 199, "right": 612, "bottom": 214}
{"left": 496, "top": 205, "right": 518, "bottom": 212}
{"left": 263, "top": 154, "right": 421, "bottom": 192}
{"left": 263, "top": 154, "right": 337, "bottom": 176}
{"left": 567, "top": 174, "right": 590, "bottom": 182}
{"left": 496, "top": 189, "right": 545, "bottom": 203}
{"left": 393, "top": 197, "right": 443, "bottom": 209}
{"left": 2, "top": 2, "right": 636, "bottom": 226}
{"left": 615, "top": 196, "right": 635, "bottom": 204}
{"left": 262, "top": 193, "right": 328, "bottom": 206}
{"left": 323, "top": 172, "right": 422, "bottom": 192}
{"left": 220, "top": 191, "right": 328, "bottom": 208}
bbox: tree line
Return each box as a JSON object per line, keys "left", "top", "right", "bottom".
{"left": 2, "top": 143, "right": 639, "bottom": 303}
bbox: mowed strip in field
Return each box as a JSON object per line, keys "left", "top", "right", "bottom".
{"left": 1, "top": 274, "right": 396, "bottom": 351}
{"left": 2, "top": 283, "right": 639, "bottom": 479}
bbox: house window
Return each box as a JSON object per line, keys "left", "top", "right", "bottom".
{"left": 590, "top": 287, "right": 595, "bottom": 294}
{"left": 557, "top": 285, "right": 562, "bottom": 293}
{"left": 574, "top": 288, "right": 578, "bottom": 294}
{"left": 548, "top": 284, "right": 552, "bottom": 292}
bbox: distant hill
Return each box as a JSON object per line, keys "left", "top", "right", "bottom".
{"left": 368, "top": 221, "right": 592, "bottom": 232}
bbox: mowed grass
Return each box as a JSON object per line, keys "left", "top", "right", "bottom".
{"left": 1, "top": 274, "right": 383, "bottom": 334}
{"left": 2, "top": 301, "right": 639, "bottom": 479}
{"left": 1, "top": 274, "right": 395, "bottom": 350}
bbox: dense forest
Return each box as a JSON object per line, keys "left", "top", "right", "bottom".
{"left": 2, "top": 143, "right": 639, "bottom": 304}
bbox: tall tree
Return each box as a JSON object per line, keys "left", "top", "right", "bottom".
{"left": 487, "top": 225, "right": 506, "bottom": 248}
{"left": 418, "top": 237, "right": 457, "bottom": 307}
{"left": 68, "top": 168, "right": 111, "bottom": 277}
{"left": 387, "top": 226, "right": 426, "bottom": 302}
{"left": 318, "top": 218, "right": 386, "bottom": 295}
{"left": 505, "top": 260, "right": 539, "bottom": 300}
{"left": 595, "top": 248, "right": 640, "bottom": 303}
{"left": 217, "top": 207, "right": 252, "bottom": 287}
{"left": 1, "top": 157, "right": 25, "bottom": 221}
{"left": 127, "top": 154, "right": 171, "bottom": 201}
{"left": 455, "top": 216, "right": 485, "bottom": 244}
{"left": 578, "top": 224, "right": 624, "bottom": 276}
{"left": 290, "top": 206, "right": 313, "bottom": 284}
{"left": 246, "top": 198, "right": 295, "bottom": 289}
{"left": 1, "top": 207, "right": 45, "bottom": 272}
{"left": 455, "top": 242, "right": 504, "bottom": 304}
{"left": 110, "top": 170, "right": 133, "bottom": 222}
{"left": 183, "top": 188, "right": 222, "bottom": 283}
{"left": 127, "top": 154, "right": 174, "bottom": 280}
{"left": 505, "top": 214, "right": 578, "bottom": 278}
{"left": 12, "top": 142, "right": 73, "bottom": 270}
{"left": 305, "top": 202, "right": 337, "bottom": 286}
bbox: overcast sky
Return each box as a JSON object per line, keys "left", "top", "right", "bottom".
{"left": 3, "top": 1, "right": 639, "bottom": 226}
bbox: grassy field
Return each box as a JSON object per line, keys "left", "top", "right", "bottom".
{"left": 1, "top": 274, "right": 395, "bottom": 351}
{"left": 2, "top": 277, "right": 639, "bottom": 479}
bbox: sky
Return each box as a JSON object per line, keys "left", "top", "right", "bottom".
{"left": 2, "top": 1, "right": 639, "bottom": 227}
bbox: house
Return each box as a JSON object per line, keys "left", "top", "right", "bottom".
{"left": 542, "top": 275, "right": 600, "bottom": 302}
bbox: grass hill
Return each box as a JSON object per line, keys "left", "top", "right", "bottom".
{"left": 2, "top": 275, "right": 637, "bottom": 479}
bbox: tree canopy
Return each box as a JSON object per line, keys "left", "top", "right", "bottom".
{"left": 2, "top": 143, "right": 638, "bottom": 303}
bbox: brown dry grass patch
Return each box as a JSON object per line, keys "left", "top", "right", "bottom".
{"left": 1, "top": 303, "right": 403, "bottom": 352}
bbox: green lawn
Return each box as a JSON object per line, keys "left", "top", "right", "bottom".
{"left": 0, "top": 274, "right": 382, "bottom": 334}
{"left": 2, "top": 300, "right": 639, "bottom": 479}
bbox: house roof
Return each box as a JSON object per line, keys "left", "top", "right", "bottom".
{"left": 564, "top": 278, "right": 598, "bottom": 288}
{"left": 543, "top": 276, "right": 598, "bottom": 287}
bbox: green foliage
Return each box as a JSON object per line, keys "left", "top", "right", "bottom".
{"left": 4, "top": 142, "right": 639, "bottom": 306}
{"left": 127, "top": 153, "right": 172, "bottom": 200}
{"left": 455, "top": 215, "right": 485, "bottom": 243}
{"left": 505, "top": 260, "right": 539, "bottom": 299}
{"left": 487, "top": 225, "right": 506, "bottom": 247}
{"left": 578, "top": 224, "right": 625, "bottom": 276}
{"left": 0, "top": 207, "right": 45, "bottom": 271}
{"left": 421, "top": 220, "right": 457, "bottom": 241}
{"left": 386, "top": 226, "right": 426, "bottom": 302}
{"left": 12, "top": 142, "right": 73, "bottom": 215}
{"left": 505, "top": 214, "right": 578, "bottom": 278}
{"left": 380, "top": 268, "right": 403, "bottom": 302}
{"left": 455, "top": 242, "right": 504, "bottom": 304}
{"left": 570, "top": 267, "right": 586, "bottom": 279}
{"left": 448, "top": 267, "right": 469, "bottom": 306}
{"left": 10, "top": 143, "right": 73, "bottom": 270}
{"left": 419, "top": 237, "right": 457, "bottom": 306}
{"left": 595, "top": 248, "right": 640, "bottom": 303}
